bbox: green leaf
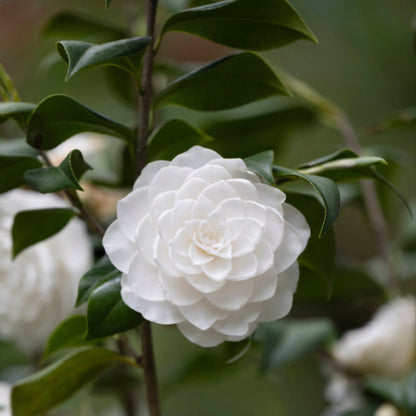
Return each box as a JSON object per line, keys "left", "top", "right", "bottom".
{"left": 0, "top": 155, "right": 42, "bottom": 193}
{"left": 273, "top": 165, "right": 340, "bottom": 236}
{"left": 11, "top": 347, "right": 136, "bottom": 416}
{"left": 76, "top": 256, "right": 121, "bottom": 307}
{"left": 12, "top": 208, "right": 77, "bottom": 258}
{"left": 43, "top": 316, "right": 89, "bottom": 359}
{"left": 57, "top": 37, "right": 151, "bottom": 80}
{"left": 160, "top": 0, "right": 317, "bottom": 51}
{"left": 86, "top": 278, "right": 144, "bottom": 339}
{"left": 255, "top": 318, "right": 335, "bottom": 370}
{"left": 155, "top": 52, "right": 290, "bottom": 111}
{"left": 24, "top": 149, "right": 92, "bottom": 193}
{"left": 106, "top": 0, "right": 113, "bottom": 8}
{"left": 0, "top": 138, "right": 38, "bottom": 157}
{"left": 204, "top": 105, "right": 318, "bottom": 158}
{"left": 43, "top": 12, "right": 125, "bottom": 40}
{"left": 244, "top": 151, "right": 275, "bottom": 185}
{"left": 148, "top": 119, "right": 212, "bottom": 161}
{"left": 364, "top": 107, "right": 416, "bottom": 135}
{"left": 0, "top": 63, "right": 20, "bottom": 102}
{"left": 0, "top": 102, "right": 35, "bottom": 126}
{"left": 27, "top": 94, "right": 134, "bottom": 150}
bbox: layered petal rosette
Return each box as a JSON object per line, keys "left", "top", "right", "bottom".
{"left": 104, "top": 146, "right": 310, "bottom": 347}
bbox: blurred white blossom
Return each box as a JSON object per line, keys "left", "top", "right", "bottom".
{"left": 104, "top": 146, "right": 310, "bottom": 347}
{"left": 374, "top": 403, "right": 402, "bottom": 416}
{"left": 0, "top": 189, "right": 93, "bottom": 353}
{"left": 333, "top": 296, "right": 416, "bottom": 378}
{"left": 0, "top": 383, "right": 10, "bottom": 416}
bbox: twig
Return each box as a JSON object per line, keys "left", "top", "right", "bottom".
{"left": 336, "top": 113, "right": 400, "bottom": 294}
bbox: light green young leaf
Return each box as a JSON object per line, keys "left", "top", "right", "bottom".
{"left": 155, "top": 52, "right": 290, "bottom": 111}
{"left": 26, "top": 94, "right": 134, "bottom": 150}
{"left": 160, "top": 0, "right": 317, "bottom": 51}
{"left": 12, "top": 347, "right": 137, "bottom": 416}
{"left": 57, "top": 37, "right": 151, "bottom": 80}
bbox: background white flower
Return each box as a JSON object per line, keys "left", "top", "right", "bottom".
{"left": 0, "top": 189, "right": 93, "bottom": 353}
{"left": 332, "top": 296, "right": 416, "bottom": 378}
{"left": 104, "top": 146, "right": 310, "bottom": 347}
{"left": 0, "top": 383, "right": 10, "bottom": 416}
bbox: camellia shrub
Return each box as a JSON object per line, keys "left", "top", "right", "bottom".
{"left": 0, "top": 1, "right": 414, "bottom": 416}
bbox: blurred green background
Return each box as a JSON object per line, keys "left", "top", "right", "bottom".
{"left": 0, "top": 0, "right": 415, "bottom": 415}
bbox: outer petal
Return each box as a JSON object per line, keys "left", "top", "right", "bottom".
{"left": 258, "top": 262, "right": 299, "bottom": 321}
{"left": 185, "top": 273, "right": 226, "bottom": 294}
{"left": 206, "top": 279, "right": 253, "bottom": 311}
{"left": 250, "top": 267, "right": 278, "bottom": 302}
{"left": 282, "top": 203, "right": 310, "bottom": 252}
{"left": 133, "top": 160, "right": 170, "bottom": 190}
{"left": 171, "top": 146, "right": 220, "bottom": 168}
{"left": 177, "top": 321, "right": 225, "bottom": 347}
{"left": 103, "top": 221, "right": 136, "bottom": 273}
{"left": 160, "top": 274, "right": 203, "bottom": 306}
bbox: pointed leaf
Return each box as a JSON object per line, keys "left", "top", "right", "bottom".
{"left": 24, "top": 149, "right": 92, "bottom": 193}
{"left": 244, "top": 150, "right": 275, "bottom": 185}
{"left": 273, "top": 165, "right": 340, "bottom": 236}
{"left": 148, "top": 119, "right": 212, "bottom": 161}
{"left": 0, "top": 102, "right": 35, "bottom": 126}
{"left": 0, "top": 155, "right": 42, "bottom": 193}
{"left": 12, "top": 347, "right": 136, "bottom": 416}
{"left": 155, "top": 52, "right": 290, "bottom": 111}
{"left": 27, "top": 94, "right": 134, "bottom": 150}
{"left": 12, "top": 208, "right": 77, "bottom": 258}
{"left": 57, "top": 37, "right": 151, "bottom": 80}
{"left": 106, "top": 0, "right": 113, "bottom": 8}
{"left": 161, "top": 0, "right": 317, "bottom": 51}
{"left": 86, "top": 278, "right": 144, "bottom": 339}
{"left": 76, "top": 256, "right": 121, "bottom": 307}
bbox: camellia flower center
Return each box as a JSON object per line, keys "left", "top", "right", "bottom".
{"left": 192, "top": 221, "right": 231, "bottom": 256}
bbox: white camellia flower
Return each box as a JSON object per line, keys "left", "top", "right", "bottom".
{"left": 104, "top": 146, "right": 310, "bottom": 347}
{"left": 333, "top": 296, "right": 416, "bottom": 378}
{"left": 0, "top": 189, "right": 93, "bottom": 353}
{"left": 0, "top": 383, "right": 11, "bottom": 416}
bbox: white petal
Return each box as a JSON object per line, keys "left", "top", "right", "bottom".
{"left": 189, "top": 243, "right": 214, "bottom": 265}
{"left": 155, "top": 237, "right": 181, "bottom": 277}
{"left": 117, "top": 186, "right": 149, "bottom": 241}
{"left": 253, "top": 240, "right": 274, "bottom": 274}
{"left": 171, "top": 146, "right": 220, "bottom": 168}
{"left": 103, "top": 221, "right": 136, "bottom": 273}
{"left": 227, "top": 178, "right": 258, "bottom": 201}
{"left": 150, "top": 190, "right": 176, "bottom": 220}
{"left": 185, "top": 273, "right": 225, "bottom": 293}
{"left": 192, "top": 195, "right": 216, "bottom": 220}
{"left": 226, "top": 217, "right": 246, "bottom": 241}
{"left": 244, "top": 201, "right": 267, "bottom": 226}
{"left": 241, "top": 218, "right": 264, "bottom": 246}
{"left": 231, "top": 233, "right": 255, "bottom": 257}
{"left": 201, "top": 257, "right": 232, "bottom": 281}
{"left": 133, "top": 160, "right": 170, "bottom": 190}
{"left": 122, "top": 285, "right": 184, "bottom": 324}
{"left": 264, "top": 207, "right": 285, "bottom": 252}
{"left": 148, "top": 166, "right": 192, "bottom": 201}
{"left": 250, "top": 267, "right": 278, "bottom": 302}
{"left": 160, "top": 275, "right": 203, "bottom": 306}
{"left": 173, "top": 199, "right": 194, "bottom": 228}
{"left": 136, "top": 214, "right": 157, "bottom": 265}
{"left": 126, "top": 253, "right": 166, "bottom": 301}
{"left": 187, "top": 164, "right": 232, "bottom": 184}
{"left": 170, "top": 249, "right": 201, "bottom": 275}
{"left": 208, "top": 197, "right": 244, "bottom": 224}
{"left": 209, "top": 157, "right": 247, "bottom": 173}
{"left": 213, "top": 303, "right": 261, "bottom": 336}
{"left": 177, "top": 321, "right": 225, "bottom": 347}
{"left": 170, "top": 227, "right": 192, "bottom": 256}
{"left": 228, "top": 253, "right": 258, "bottom": 280}
{"left": 206, "top": 280, "right": 253, "bottom": 311}
{"left": 202, "top": 180, "right": 237, "bottom": 205}
{"left": 179, "top": 298, "right": 228, "bottom": 330}
{"left": 255, "top": 183, "right": 285, "bottom": 213}
{"left": 176, "top": 177, "right": 209, "bottom": 200}
{"left": 283, "top": 203, "right": 310, "bottom": 252}
{"left": 258, "top": 263, "right": 299, "bottom": 321}
{"left": 157, "top": 209, "right": 176, "bottom": 242}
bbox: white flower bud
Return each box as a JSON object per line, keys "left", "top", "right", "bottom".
{"left": 374, "top": 403, "right": 401, "bottom": 416}
{"left": 0, "top": 383, "right": 11, "bottom": 416}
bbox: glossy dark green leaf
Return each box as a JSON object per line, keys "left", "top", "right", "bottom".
{"left": 244, "top": 151, "right": 275, "bottom": 185}
{"left": 204, "top": 106, "right": 318, "bottom": 158}
{"left": 43, "top": 316, "right": 89, "bottom": 359}
{"left": 24, "top": 149, "right": 92, "bottom": 193}
{"left": 27, "top": 94, "right": 134, "bottom": 150}
{"left": 11, "top": 347, "right": 136, "bottom": 416}
{"left": 0, "top": 155, "right": 42, "bottom": 193}
{"left": 161, "top": 0, "right": 317, "bottom": 51}
{"left": 105, "top": 0, "right": 113, "bottom": 8}
{"left": 76, "top": 256, "right": 121, "bottom": 307}
{"left": 43, "top": 12, "right": 125, "bottom": 40}
{"left": 0, "top": 102, "right": 35, "bottom": 126}
{"left": 86, "top": 278, "right": 144, "bottom": 339}
{"left": 57, "top": 37, "right": 151, "bottom": 80}
{"left": 0, "top": 138, "right": 37, "bottom": 157}
{"left": 273, "top": 165, "right": 340, "bottom": 236}
{"left": 148, "top": 119, "right": 212, "bottom": 161}
{"left": 255, "top": 318, "right": 335, "bottom": 370}
{"left": 12, "top": 208, "right": 77, "bottom": 258}
{"left": 155, "top": 52, "right": 290, "bottom": 111}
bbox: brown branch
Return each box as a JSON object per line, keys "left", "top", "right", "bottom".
{"left": 336, "top": 113, "right": 400, "bottom": 294}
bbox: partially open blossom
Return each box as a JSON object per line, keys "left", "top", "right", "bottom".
{"left": 332, "top": 296, "right": 416, "bottom": 378}
{"left": 0, "top": 383, "right": 10, "bottom": 416}
{"left": 0, "top": 190, "right": 93, "bottom": 353}
{"left": 104, "top": 146, "right": 310, "bottom": 347}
